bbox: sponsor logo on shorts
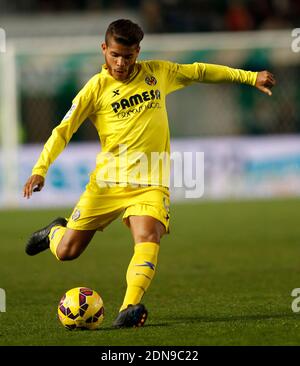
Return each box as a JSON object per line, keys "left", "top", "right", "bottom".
{"left": 163, "top": 196, "right": 170, "bottom": 212}
{"left": 71, "top": 208, "right": 81, "bottom": 221}
{"left": 163, "top": 196, "right": 170, "bottom": 220}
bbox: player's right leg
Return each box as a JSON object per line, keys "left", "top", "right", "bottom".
{"left": 25, "top": 173, "right": 123, "bottom": 260}
{"left": 25, "top": 217, "right": 67, "bottom": 256}
{"left": 25, "top": 171, "right": 122, "bottom": 260}
{"left": 25, "top": 217, "right": 96, "bottom": 260}
{"left": 50, "top": 226, "right": 96, "bottom": 260}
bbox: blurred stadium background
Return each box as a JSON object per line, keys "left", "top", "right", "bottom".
{"left": 0, "top": 0, "right": 300, "bottom": 207}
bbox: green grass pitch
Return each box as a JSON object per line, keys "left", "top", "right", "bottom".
{"left": 0, "top": 198, "right": 300, "bottom": 346}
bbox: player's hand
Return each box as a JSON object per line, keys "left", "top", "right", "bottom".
{"left": 255, "top": 71, "right": 276, "bottom": 96}
{"left": 23, "top": 174, "right": 45, "bottom": 199}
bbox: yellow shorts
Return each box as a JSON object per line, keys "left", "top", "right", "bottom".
{"left": 67, "top": 174, "right": 170, "bottom": 232}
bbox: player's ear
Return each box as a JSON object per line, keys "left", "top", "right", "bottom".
{"left": 135, "top": 45, "right": 140, "bottom": 57}
{"left": 101, "top": 43, "right": 107, "bottom": 54}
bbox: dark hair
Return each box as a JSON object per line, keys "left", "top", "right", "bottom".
{"left": 105, "top": 19, "right": 144, "bottom": 46}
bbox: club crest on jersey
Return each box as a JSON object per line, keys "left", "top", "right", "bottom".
{"left": 145, "top": 75, "right": 157, "bottom": 86}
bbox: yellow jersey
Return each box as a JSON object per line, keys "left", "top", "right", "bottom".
{"left": 32, "top": 60, "right": 257, "bottom": 187}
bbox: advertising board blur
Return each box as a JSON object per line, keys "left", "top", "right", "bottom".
{"left": 4, "top": 136, "right": 300, "bottom": 208}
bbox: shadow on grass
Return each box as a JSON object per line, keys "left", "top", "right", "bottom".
{"left": 170, "top": 312, "right": 299, "bottom": 324}
{"left": 64, "top": 313, "right": 297, "bottom": 331}
{"left": 95, "top": 322, "right": 170, "bottom": 331}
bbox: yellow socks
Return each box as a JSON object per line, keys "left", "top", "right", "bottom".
{"left": 49, "top": 226, "right": 66, "bottom": 260}
{"left": 49, "top": 232, "right": 159, "bottom": 309}
{"left": 120, "top": 242, "right": 159, "bottom": 311}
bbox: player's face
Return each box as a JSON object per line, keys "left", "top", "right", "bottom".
{"left": 101, "top": 39, "right": 140, "bottom": 81}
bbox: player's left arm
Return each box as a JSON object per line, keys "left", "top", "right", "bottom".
{"left": 254, "top": 70, "right": 276, "bottom": 96}
{"left": 197, "top": 63, "right": 276, "bottom": 95}
{"left": 161, "top": 61, "right": 276, "bottom": 95}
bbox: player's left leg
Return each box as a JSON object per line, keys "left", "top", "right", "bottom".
{"left": 122, "top": 215, "right": 165, "bottom": 308}
{"left": 113, "top": 215, "right": 166, "bottom": 328}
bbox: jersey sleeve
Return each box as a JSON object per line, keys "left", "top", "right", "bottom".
{"left": 157, "top": 61, "right": 258, "bottom": 94}
{"left": 31, "top": 77, "right": 98, "bottom": 178}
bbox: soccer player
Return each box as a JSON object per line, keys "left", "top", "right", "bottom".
{"left": 23, "top": 19, "right": 276, "bottom": 328}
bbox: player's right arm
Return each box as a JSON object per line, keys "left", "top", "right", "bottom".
{"left": 23, "top": 174, "right": 45, "bottom": 198}
{"left": 23, "top": 76, "right": 98, "bottom": 199}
